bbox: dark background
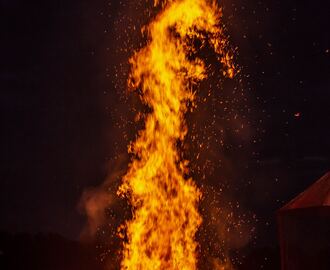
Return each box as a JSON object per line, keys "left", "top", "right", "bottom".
{"left": 1, "top": 0, "right": 329, "bottom": 269}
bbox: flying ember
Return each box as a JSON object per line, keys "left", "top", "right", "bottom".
{"left": 117, "top": 0, "right": 236, "bottom": 269}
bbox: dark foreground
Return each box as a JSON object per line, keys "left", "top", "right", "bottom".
{"left": 0, "top": 231, "right": 281, "bottom": 270}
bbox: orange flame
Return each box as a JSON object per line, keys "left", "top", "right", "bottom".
{"left": 118, "top": 0, "right": 235, "bottom": 269}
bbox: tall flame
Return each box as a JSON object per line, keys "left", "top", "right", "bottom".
{"left": 118, "top": 0, "right": 235, "bottom": 269}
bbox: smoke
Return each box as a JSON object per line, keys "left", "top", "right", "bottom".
{"left": 198, "top": 185, "right": 256, "bottom": 269}
{"left": 79, "top": 186, "right": 113, "bottom": 239}
{"left": 212, "top": 257, "right": 234, "bottom": 270}
{"left": 78, "top": 154, "right": 128, "bottom": 241}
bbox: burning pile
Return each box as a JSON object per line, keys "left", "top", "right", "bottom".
{"left": 117, "top": 0, "right": 235, "bottom": 269}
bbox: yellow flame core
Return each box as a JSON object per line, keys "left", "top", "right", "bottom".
{"left": 118, "top": 1, "right": 235, "bottom": 269}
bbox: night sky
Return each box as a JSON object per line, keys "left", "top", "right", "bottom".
{"left": 1, "top": 0, "right": 330, "bottom": 251}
